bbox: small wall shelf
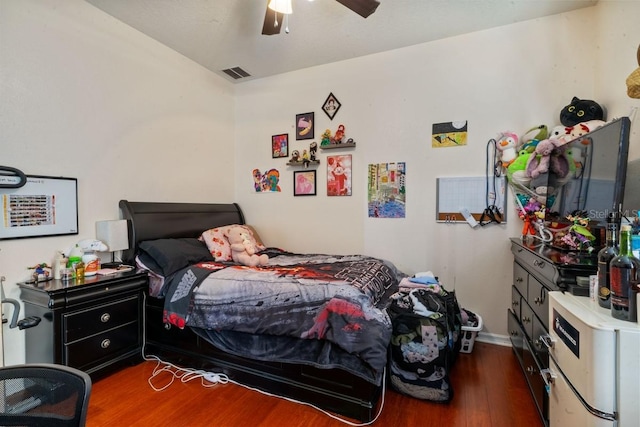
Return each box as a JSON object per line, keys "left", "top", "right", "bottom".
{"left": 320, "top": 143, "right": 356, "bottom": 150}
{"left": 286, "top": 160, "right": 320, "bottom": 167}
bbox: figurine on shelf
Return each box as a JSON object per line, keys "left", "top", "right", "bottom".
{"left": 332, "top": 124, "right": 345, "bottom": 144}
{"left": 290, "top": 150, "right": 300, "bottom": 163}
{"left": 309, "top": 141, "right": 317, "bottom": 161}
{"left": 321, "top": 129, "right": 332, "bottom": 146}
{"left": 302, "top": 149, "right": 310, "bottom": 167}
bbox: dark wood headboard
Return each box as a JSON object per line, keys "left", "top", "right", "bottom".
{"left": 118, "top": 200, "right": 245, "bottom": 264}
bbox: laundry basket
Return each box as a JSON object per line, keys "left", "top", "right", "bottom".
{"left": 460, "top": 312, "right": 483, "bottom": 354}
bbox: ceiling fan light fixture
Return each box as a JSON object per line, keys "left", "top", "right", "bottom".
{"left": 268, "top": 0, "right": 293, "bottom": 15}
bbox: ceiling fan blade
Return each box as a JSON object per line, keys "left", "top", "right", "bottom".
{"left": 262, "top": 1, "right": 283, "bottom": 35}
{"left": 335, "top": 0, "right": 380, "bottom": 18}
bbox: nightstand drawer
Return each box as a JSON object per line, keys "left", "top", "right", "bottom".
{"left": 65, "top": 321, "right": 139, "bottom": 369}
{"left": 64, "top": 296, "right": 139, "bottom": 343}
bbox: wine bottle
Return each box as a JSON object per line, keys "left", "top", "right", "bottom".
{"left": 597, "top": 215, "right": 618, "bottom": 308}
{"left": 610, "top": 224, "right": 640, "bottom": 321}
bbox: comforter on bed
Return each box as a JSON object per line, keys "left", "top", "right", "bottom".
{"left": 160, "top": 248, "right": 403, "bottom": 383}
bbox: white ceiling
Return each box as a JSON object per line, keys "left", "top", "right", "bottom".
{"left": 85, "top": 0, "right": 597, "bottom": 83}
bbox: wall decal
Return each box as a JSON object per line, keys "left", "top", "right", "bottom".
{"left": 252, "top": 168, "right": 281, "bottom": 192}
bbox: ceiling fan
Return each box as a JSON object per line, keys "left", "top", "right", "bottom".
{"left": 261, "top": 0, "right": 381, "bottom": 35}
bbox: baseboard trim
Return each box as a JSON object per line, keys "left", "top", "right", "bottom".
{"left": 475, "top": 332, "right": 511, "bottom": 347}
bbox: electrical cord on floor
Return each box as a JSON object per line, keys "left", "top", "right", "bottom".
{"left": 140, "top": 293, "right": 386, "bottom": 426}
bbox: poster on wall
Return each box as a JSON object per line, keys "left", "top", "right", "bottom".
{"left": 431, "top": 121, "right": 468, "bottom": 147}
{"left": 294, "top": 170, "right": 316, "bottom": 196}
{"left": 271, "top": 133, "right": 289, "bottom": 158}
{"left": 252, "top": 168, "right": 281, "bottom": 192}
{"left": 0, "top": 175, "right": 78, "bottom": 240}
{"left": 367, "top": 162, "right": 406, "bottom": 218}
{"left": 296, "top": 112, "right": 314, "bottom": 140}
{"left": 327, "top": 154, "right": 352, "bottom": 196}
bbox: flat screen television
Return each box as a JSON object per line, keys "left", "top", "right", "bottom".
{"left": 546, "top": 116, "right": 631, "bottom": 228}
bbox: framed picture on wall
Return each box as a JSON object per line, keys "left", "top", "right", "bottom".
{"left": 271, "top": 133, "right": 289, "bottom": 158}
{"left": 327, "top": 154, "right": 352, "bottom": 196}
{"left": 293, "top": 170, "right": 316, "bottom": 196}
{"left": 322, "top": 93, "right": 341, "bottom": 120}
{"left": 296, "top": 112, "right": 314, "bottom": 140}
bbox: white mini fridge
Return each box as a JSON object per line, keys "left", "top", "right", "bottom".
{"left": 547, "top": 292, "right": 640, "bottom": 426}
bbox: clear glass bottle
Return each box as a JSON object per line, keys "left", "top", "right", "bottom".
{"left": 597, "top": 214, "right": 618, "bottom": 309}
{"left": 610, "top": 224, "right": 640, "bottom": 321}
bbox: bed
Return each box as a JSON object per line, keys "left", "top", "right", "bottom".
{"left": 119, "top": 200, "right": 405, "bottom": 422}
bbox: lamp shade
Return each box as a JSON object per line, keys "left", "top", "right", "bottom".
{"left": 268, "top": 0, "right": 293, "bottom": 14}
{"left": 96, "top": 220, "right": 129, "bottom": 252}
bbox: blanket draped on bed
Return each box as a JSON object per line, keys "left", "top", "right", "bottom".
{"left": 161, "top": 248, "right": 402, "bottom": 384}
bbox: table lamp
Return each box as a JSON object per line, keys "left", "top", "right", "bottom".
{"left": 96, "top": 220, "right": 129, "bottom": 268}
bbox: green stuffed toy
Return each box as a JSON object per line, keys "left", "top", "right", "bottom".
{"left": 507, "top": 149, "right": 532, "bottom": 187}
{"left": 520, "top": 125, "right": 548, "bottom": 153}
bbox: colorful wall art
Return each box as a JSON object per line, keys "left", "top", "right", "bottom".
{"left": 367, "top": 162, "right": 406, "bottom": 218}
{"left": 252, "top": 168, "right": 281, "bottom": 192}
{"left": 431, "top": 121, "right": 468, "bottom": 147}
{"left": 327, "top": 154, "right": 352, "bottom": 196}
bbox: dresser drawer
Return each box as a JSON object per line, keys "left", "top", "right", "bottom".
{"left": 520, "top": 299, "right": 535, "bottom": 339}
{"left": 528, "top": 275, "right": 549, "bottom": 330}
{"left": 508, "top": 309, "right": 525, "bottom": 366}
{"left": 513, "top": 262, "right": 528, "bottom": 297}
{"left": 511, "top": 286, "right": 522, "bottom": 319}
{"left": 522, "top": 335, "right": 548, "bottom": 424}
{"left": 65, "top": 321, "right": 139, "bottom": 369}
{"left": 64, "top": 296, "right": 139, "bottom": 343}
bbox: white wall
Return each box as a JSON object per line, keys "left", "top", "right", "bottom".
{"left": 235, "top": 2, "right": 640, "bottom": 342}
{"left": 0, "top": 0, "right": 235, "bottom": 364}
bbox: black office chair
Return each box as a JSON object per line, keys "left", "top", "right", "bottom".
{"left": 0, "top": 363, "right": 92, "bottom": 427}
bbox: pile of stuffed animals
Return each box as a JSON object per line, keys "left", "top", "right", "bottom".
{"left": 498, "top": 97, "right": 607, "bottom": 208}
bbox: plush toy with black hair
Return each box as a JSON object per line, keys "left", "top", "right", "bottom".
{"left": 559, "top": 97, "right": 605, "bottom": 126}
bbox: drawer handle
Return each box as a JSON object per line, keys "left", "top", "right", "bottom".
{"left": 540, "top": 368, "right": 557, "bottom": 394}
{"left": 101, "top": 339, "right": 111, "bottom": 349}
{"left": 534, "top": 260, "right": 546, "bottom": 269}
{"left": 512, "top": 300, "right": 519, "bottom": 307}
{"left": 534, "top": 297, "right": 542, "bottom": 305}
{"left": 516, "top": 277, "right": 524, "bottom": 283}
{"left": 526, "top": 365, "right": 536, "bottom": 375}
{"left": 539, "top": 333, "right": 556, "bottom": 350}
{"left": 100, "top": 313, "right": 111, "bottom": 323}
{"left": 521, "top": 316, "right": 531, "bottom": 324}
{"left": 510, "top": 330, "right": 518, "bottom": 336}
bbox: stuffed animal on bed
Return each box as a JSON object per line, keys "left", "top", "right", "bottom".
{"left": 224, "top": 226, "right": 269, "bottom": 267}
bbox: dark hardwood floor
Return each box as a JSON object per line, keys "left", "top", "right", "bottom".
{"left": 87, "top": 342, "right": 543, "bottom": 426}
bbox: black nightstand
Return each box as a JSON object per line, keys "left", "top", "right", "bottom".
{"left": 18, "top": 270, "right": 148, "bottom": 379}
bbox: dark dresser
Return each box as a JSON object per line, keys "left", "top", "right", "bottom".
{"left": 18, "top": 271, "right": 148, "bottom": 379}
{"left": 508, "top": 238, "right": 599, "bottom": 426}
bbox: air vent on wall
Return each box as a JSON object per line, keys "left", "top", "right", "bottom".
{"left": 221, "top": 66, "right": 251, "bottom": 80}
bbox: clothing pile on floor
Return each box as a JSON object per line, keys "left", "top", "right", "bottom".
{"left": 387, "top": 272, "right": 465, "bottom": 402}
